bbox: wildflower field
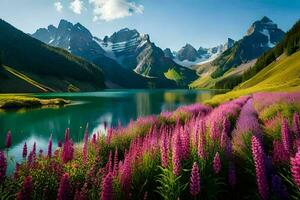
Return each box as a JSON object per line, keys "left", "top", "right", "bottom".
{"left": 1, "top": 92, "right": 300, "bottom": 200}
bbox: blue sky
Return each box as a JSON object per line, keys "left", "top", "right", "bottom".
{"left": 0, "top": 0, "right": 299, "bottom": 50}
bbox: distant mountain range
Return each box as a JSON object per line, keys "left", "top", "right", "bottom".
{"left": 0, "top": 19, "right": 105, "bottom": 93}
{"left": 211, "top": 16, "right": 285, "bottom": 78}
{"left": 169, "top": 38, "right": 235, "bottom": 67}
{"left": 0, "top": 16, "right": 297, "bottom": 93}
{"left": 190, "top": 16, "right": 287, "bottom": 89}
{"left": 32, "top": 20, "right": 197, "bottom": 88}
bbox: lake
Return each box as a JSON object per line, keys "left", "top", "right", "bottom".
{"left": 0, "top": 89, "right": 221, "bottom": 172}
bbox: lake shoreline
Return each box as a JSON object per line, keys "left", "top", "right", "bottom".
{"left": 0, "top": 95, "right": 71, "bottom": 110}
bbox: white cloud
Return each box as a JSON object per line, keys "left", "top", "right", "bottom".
{"left": 70, "top": 0, "right": 84, "bottom": 14}
{"left": 54, "top": 1, "right": 63, "bottom": 12}
{"left": 89, "top": 0, "right": 144, "bottom": 22}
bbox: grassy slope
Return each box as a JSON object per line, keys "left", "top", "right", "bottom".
{"left": 164, "top": 68, "right": 183, "bottom": 82}
{"left": 207, "top": 51, "right": 300, "bottom": 105}
{"left": 189, "top": 60, "right": 256, "bottom": 89}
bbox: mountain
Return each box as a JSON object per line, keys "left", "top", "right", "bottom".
{"left": 211, "top": 16, "right": 285, "bottom": 78}
{"left": 207, "top": 19, "right": 300, "bottom": 105}
{"left": 193, "top": 18, "right": 299, "bottom": 94}
{"left": 172, "top": 38, "right": 235, "bottom": 68}
{"left": 0, "top": 19, "right": 105, "bottom": 93}
{"left": 176, "top": 44, "right": 199, "bottom": 62}
{"left": 99, "top": 28, "right": 197, "bottom": 83}
{"left": 32, "top": 20, "right": 106, "bottom": 61}
{"left": 33, "top": 21, "right": 197, "bottom": 88}
{"left": 32, "top": 20, "right": 148, "bottom": 88}
{"left": 163, "top": 48, "right": 174, "bottom": 59}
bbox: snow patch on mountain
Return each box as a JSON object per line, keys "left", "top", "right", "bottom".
{"left": 260, "top": 29, "right": 275, "bottom": 48}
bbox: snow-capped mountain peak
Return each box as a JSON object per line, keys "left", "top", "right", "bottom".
{"left": 171, "top": 38, "right": 235, "bottom": 67}
{"left": 244, "top": 16, "right": 285, "bottom": 50}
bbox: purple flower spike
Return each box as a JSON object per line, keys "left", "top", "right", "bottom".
{"left": 251, "top": 136, "right": 269, "bottom": 200}
{"left": 291, "top": 148, "right": 300, "bottom": 187}
{"left": 190, "top": 162, "right": 200, "bottom": 196}
{"left": 83, "top": 130, "right": 88, "bottom": 164}
{"left": 22, "top": 142, "right": 28, "bottom": 159}
{"left": 47, "top": 134, "right": 52, "bottom": 158}
{"left": 17, "top": 176, "right": 32, "bottom": 200}
{"left": 172, "top": 133, "right": 181, "bottom": 176}
{"left": 57, "top": 173, "right": 71, "bottom": 200}
{"left": 101, "top": 173, "right": 113, "bottom": 200}
{"left": 0, "top": 151, "right": 7, "bottom": 183}
{"left": 213, "top": 152, "right": 221, "bottom": 174}
{"left": 281, "top": 118, "right": 291, "bottom": 154}
{"left": 293, "top": 112, "right": 300, "bottom": 138}
{"left": 161, "top": 132, "right": 169, "bottom": 168}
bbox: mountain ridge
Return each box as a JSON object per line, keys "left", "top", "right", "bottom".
{"left": 33, "top": 20, "right": 197, "bottom": 88}
{"left": 0, "top": 19, "right": 106, "bottom": 93}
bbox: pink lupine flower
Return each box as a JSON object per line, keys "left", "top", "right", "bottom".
{"left": 213, "top": 152, "right": 221, "bottom": 174}
{"left": 190, "top": 162, "right": 200, "bottom": 196}
{"left": 291, "top": 148, "right": 300, "bottom": 187}
{"left": 172, "top": 133, "right": 181, "bottom": 176}
{"left": 251, "top": 136, "right": 269, "bottom": 200}
{"left": 198, "top": 120, "right": 206, "bottom": 158}
{"left": 22, "top": 142, "right": 27, "bottom": 158}
{"left": 48, "top": 134, "right": 52, "bottom": 158}
{"left": 281, "top": 119, "right": 291, "bottom": 153}
{"left": 0, "top": 151, "right": 7, "bottom": 182}
{"left": 120, "top": 156, "right": 131, "bottom": 193}
{"left": 160, "top": 132, "right": 169, "bottom": 168}
{"left": 113, "top": 147, "right": 118, "bottom": 176}
{"left": 181, "top": 128, "right": 190, "bottom": 160}
{"left": 233, "top": 99, "right": 262, "bottom": 149}
{"left": 106, "top": 128, "right": 113, "bottom": 144}
{"left": 62, "top": 139, "right": 74, "bottom": 163}
{"left": 17, "top": 176, "right": 32, "bottom": 200}
{"left": 107, "top": 151, "right": 113, "bottom": 173}
{"left": 220, "top": 129, "right": 229, "bottom": 149}
{"left": 210, "top": 121, "right": 219, "bottom": 142}
{"left": 293, "top": 112, "right": 300, "bottom": 138}
{"left": 5, "top": 131, "right": 12, "bottom": 148}
{"left": 82, "top": 131, "right": 88, "bottom": 164}
{"left": 272, "top": 140, "right": 289, "bottom": 164}
{"left": 27, "top": 151, "right": 36, "bottom": 166}
{"left": 57, "top": 173, "right": 71, "bottom": 200}
{"left": 192, "top": 120, "right": 199, "bottom": 149}
{"left": 222, "top": 118, "right": 230, "bottom": 136}
{"left": 101, "top": 173, "right": 113, "bottom": 200}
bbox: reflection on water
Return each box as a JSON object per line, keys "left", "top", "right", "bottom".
{"left": 0, "top": 89, "right": 221, "bottom": 172}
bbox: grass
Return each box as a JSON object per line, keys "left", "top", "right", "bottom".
{"left": 0, "top": 95, "right": 70, "bottom": 109}
{"left": 206, "top": 51, "right": 300, "bottom": 106}
{"left": 164, "top": 68, "right": 184, "bottom": 83}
